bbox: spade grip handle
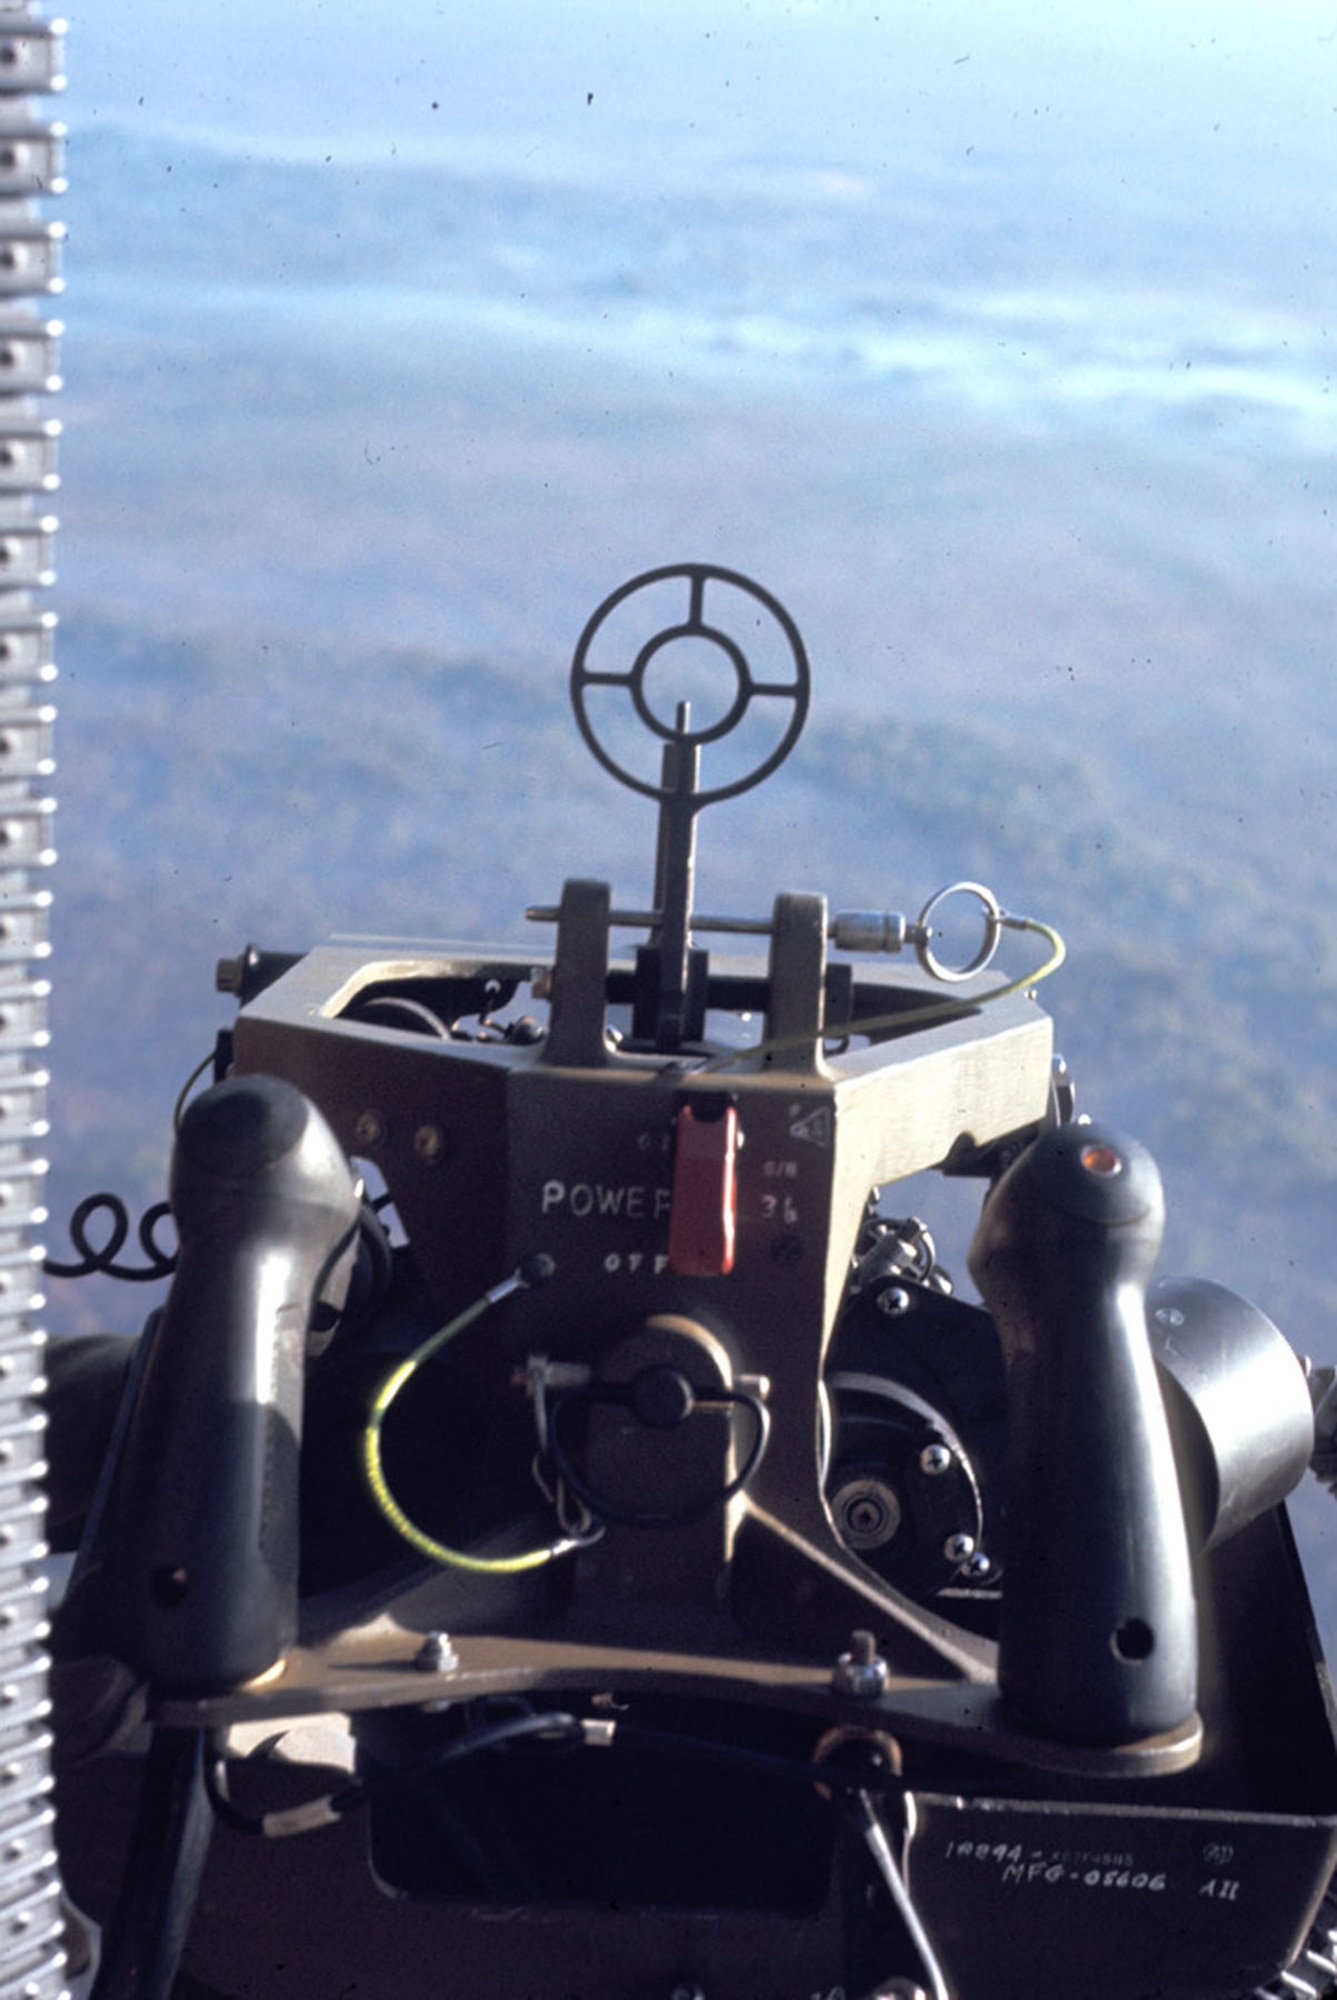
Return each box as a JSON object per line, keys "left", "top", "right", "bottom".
{"left": 969, "top": 1123, "right": 1197, "bottom": 1744}
{"left": 107, "top": 1076, "right": 359, "bottom": 1691}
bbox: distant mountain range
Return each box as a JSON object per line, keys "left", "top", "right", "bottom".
{"left": 66, "top": 121, "right": 1334, "bottom": 450}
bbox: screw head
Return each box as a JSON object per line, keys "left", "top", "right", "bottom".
{"left": 943, "top": 1532, "right": 977, "bottom": 1566}
{"left": 919, "top": 1442, "right": 953, "bottom": 1477}
{"left": 876, "top": 1284, "right": 911, "bottom": 1318}
{"left": 354, "top": 1108, "right": 385, "bottom": 1148}
{"left": 414, "top": 1122, "right": 445, "bottom": 1165}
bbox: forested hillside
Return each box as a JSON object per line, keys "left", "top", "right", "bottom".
{"left": 47, "top": 611, "right": 1337, "bottom": 1357}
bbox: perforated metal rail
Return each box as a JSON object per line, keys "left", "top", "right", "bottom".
{"left": 0, "top": 8, "right": 64, "bottom": 1997}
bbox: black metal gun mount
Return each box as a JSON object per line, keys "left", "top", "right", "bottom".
{"left": 54, "top": 567, "right": 1337, "bottom": 2000}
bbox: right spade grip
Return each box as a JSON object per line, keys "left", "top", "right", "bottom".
{"left": 969, "top": 1123, "right": 1197, "bottom": 1745}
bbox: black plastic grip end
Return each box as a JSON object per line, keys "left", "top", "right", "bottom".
{"left": 969, "top": 1122, "right": 1198, "bottom": 1746}
{"left": 104, "top": 1076, "right": 361, "bottom": 1692}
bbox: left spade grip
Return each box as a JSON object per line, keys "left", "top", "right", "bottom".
{"left": 105, "top": 1075, "right": 359, "bottom": 1692}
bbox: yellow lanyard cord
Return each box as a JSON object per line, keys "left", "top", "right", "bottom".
{"left": 362, "top": 1262, "right": 582, "bottom": 1576}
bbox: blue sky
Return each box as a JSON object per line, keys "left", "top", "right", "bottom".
{"left": 61, "top": 0, "right": 1337, "bottom": 181}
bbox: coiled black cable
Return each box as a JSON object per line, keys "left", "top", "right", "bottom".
{"left": 44, "top": 1194, "right": 177, "bottom": 1282}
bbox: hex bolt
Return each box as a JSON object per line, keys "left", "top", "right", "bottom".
{"left": 919, "top": 1442, "right": 953, "bottom": 1477}
{"left": 413, "top": 1630, "right": 459, "bottom": 1674}
{"left": 832, "top": 1628, "right": 889, "bottom": 1699}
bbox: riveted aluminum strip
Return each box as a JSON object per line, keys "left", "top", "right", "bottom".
{"left": 0, "top": 1632, "right": 46, "bottom": 1696}
{"left": 0, "top": 229, "right": 61, "bottom": 300}
{"left": 0, "top": 1325, "right": 47, "bottom": 1391}
{"left": 0, "top": 893, "right": 50, "bottom": 963}
{"left": 0, "top": 1455, "right": 47, "bottom": 1509}
{"left": 0, "top": 1248, "right": 43, "bottom": 1321}
{"left": 0, "top": 1407, "right": 44, "bottom": 1457}
{"left": 0, "top": 1650, "right": 52, "bottom": 1707}
{"left": 0, "top": 19, "right": 67, "bottom": 1996}
{"left": 0, "top": 803, "right": 51, "bottom": 870}
{"left": 0, "top": 22, "right": 65, "bottom": 97}
{"left": 0, "top": 1930, "right": 64, "bottom": 2000}
{"left": 0, "top": 1545, "right": 51, "bottom": 1600}
{"left": 0, "top": 1568, "right": 45, "bottom": 1620}
{"left": 0, "top": 1068, "right": 47, "bottom": 1141}
{"left": 0, "top": 1900, "right": 61, "bottom": 1993}
{"left": 0, "top": 1309, "right": 47, "bottom": 1350}
{"left": 0, "top": 518, "right": 53, "bottom": 589}
{"left": 0, "top": 1723, "right": 49, "bottom": 1803}
{"left": 0, "top": 1320, "right": 42, "bottom": 1370}
{"left": 0, "top": 1804, "right": 56, "bottom": 1901}
{"left": 0, "top": 1693, "right": 50, "bottom": 1749}
{"left": 0, "top": 981, "right": 47, "bottom": 1052}
{"left": 0, "top": 127, "right": 63, "bottom": 201}
{"left": 0, "top": 703, "right": 53, "bottom": 780}
{"left": 0, "top": 323, "right": 57, "bottom": 401}
{"left": 0, "top": 1290, "right": 38, "bottom": 1329}
{"left": 0, "top": 420, "right": 56, "bottom": 494}
{"left": 0, "top": 1592, "right": 47, "bottom": 1656}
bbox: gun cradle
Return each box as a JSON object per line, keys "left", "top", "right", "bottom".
{"left": 51, "top": 569, "right": 1337, "bottom": 2000}
{"left": 228, "top": 904, "right": 1052, "bottom": 1674}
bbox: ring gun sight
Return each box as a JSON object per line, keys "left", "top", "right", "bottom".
{"left": 70, "top": 567, "right": 1337, "bottom": 2000}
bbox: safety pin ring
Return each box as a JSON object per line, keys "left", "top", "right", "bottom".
{"left": 913, "top": 880, "right": 1005, "bottom": 983}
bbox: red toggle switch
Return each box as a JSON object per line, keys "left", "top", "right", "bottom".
{"left": 668, "top": 1098, "right": 740, "bottom": 1277}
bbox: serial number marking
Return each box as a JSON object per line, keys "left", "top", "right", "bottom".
{"left": 942, "top": 1841, "right": 1166, "bottom": 1892}
{"left": 1002, "top": 1863, "right": 1169, "bottom": 1891}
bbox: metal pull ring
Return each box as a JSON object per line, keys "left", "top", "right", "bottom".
{"left": 570, "top": 562, "right": 811, "bottom": 806}
{"left": 913, "top": 881, "right": 1004, "bottom": 983}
